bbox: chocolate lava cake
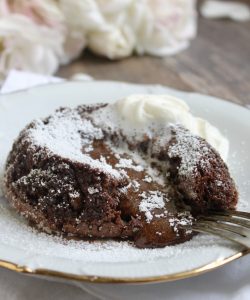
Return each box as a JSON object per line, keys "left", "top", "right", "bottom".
{"left": 4, "top": 103, "right": 238, "bottom": 248}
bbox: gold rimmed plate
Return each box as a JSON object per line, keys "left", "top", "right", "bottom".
{"left": 0, "top": 81, "right": 249, "bottom": 284}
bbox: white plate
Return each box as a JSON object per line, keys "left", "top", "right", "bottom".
{"left": 0, "top": 81, "right": 249, "bottom": 283}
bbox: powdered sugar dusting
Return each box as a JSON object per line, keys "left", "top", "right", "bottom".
{"left": 28, "top": 109, "right": 120, "bottom": 178}
{"left": 168, "top": 125, "right": 210, "bottom": 177}
{"left": 88, "top": 187, "right": 100, "bottom": 194}
{"left": 108, "top": 142, "right": 166, "bottom": 186}
{"left": 139, "top": 191, "right": 169, "bottom": 223}
{"left": 115, "top": 158, "right": 144, "bottom": 172}
{"left": 169, "top": 212, "right": 193, "bottom": 236}
{"left": 2, "top": 102, "right": 244, "bottom": 262}
{"left": 0, "top": 199, "right": 237, "bottom": 264}
{"left": 0, "top": 89, "right": 248, "bottom": 277}
{"left": 144, "top": 175, "right": 153, "bottom": 183}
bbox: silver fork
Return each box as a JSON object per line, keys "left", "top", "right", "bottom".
{"left": 190, "top": 210, "right": 250, "bottom": 249}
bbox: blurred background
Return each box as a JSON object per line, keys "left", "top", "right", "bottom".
{"left": 0, "top": 0, "right": 249, "bottom": 104}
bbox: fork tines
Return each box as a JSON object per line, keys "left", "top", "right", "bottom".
{"left": 191, "top": 210, "right": 250, "bottom": 248}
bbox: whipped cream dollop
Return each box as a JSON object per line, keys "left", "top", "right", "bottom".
{"left": 115, "top": 94, "right": 229, "bottom": 161}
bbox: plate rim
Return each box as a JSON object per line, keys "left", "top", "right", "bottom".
{"left": 0, "top": 250, "right": 249, "bottom": 284}
{"left": 0, "top": 80, "right": 249, "bottom": 284}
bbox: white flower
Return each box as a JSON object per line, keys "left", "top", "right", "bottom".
{"left": 126, "top": 0, "right": 197, "bottom": 56}
{"left": 58, "top": 0, "right": 135, "bottom": 59}
{"left": 58, "top": 0, "right": 106, "bottom": 31}
{"left": 0, "top": 0, "right": 87, "bottom": 64}
{"left": 57, "top": 0, "right": 105, "bottom": 63}
{"left": 0, "top": 0, "right": 198, "bottom": 78}
{"left": 0, "top": 15, "right": 64, "bottom": 79}
{"left": 145, "top": 0, "right": 197, "bottom": 56}
{"left": 61, "top": 30, "right": 86, "bottom": 64}
{"left": 88, "top": 0, "right": 135, "bottom": 58}
{"left": 88, "top": 0, "right": 197, "bottom": 58}
{"left": 88, "top": 25, "right": 135, "bottom": 59}
{"left": 0, "top": 0, "right": 64, "bottom": 27}
{"left": 96, "top": 0, "right": 133, "bottom": 15}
